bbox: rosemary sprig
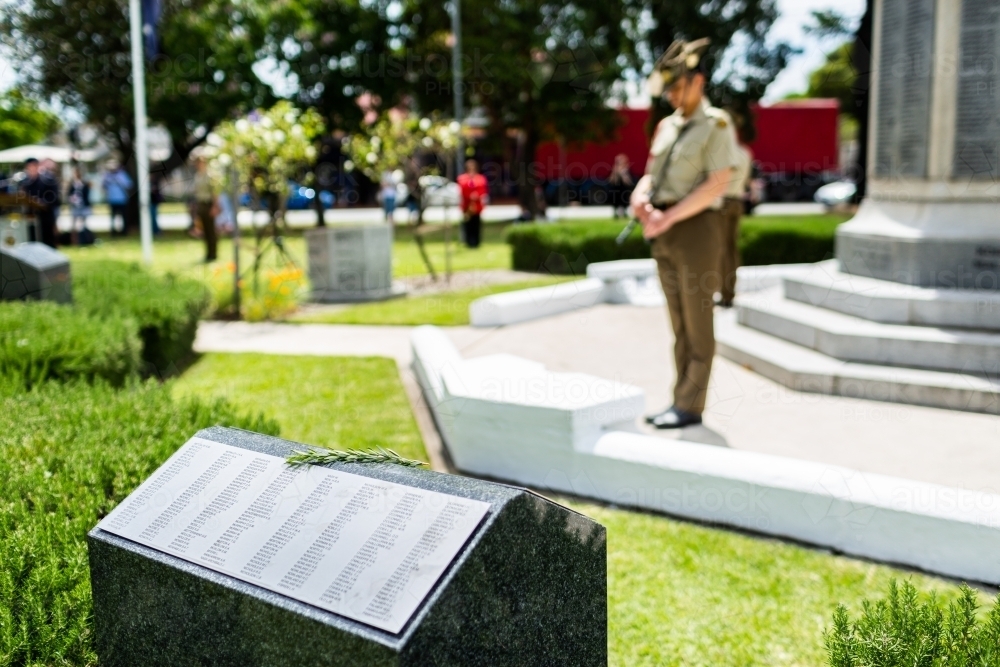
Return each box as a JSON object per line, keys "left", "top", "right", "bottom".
{"left": 286, "top": 446, "right": 427, "bottom": 468}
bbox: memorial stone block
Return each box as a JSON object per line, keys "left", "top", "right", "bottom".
{"left": 306, "top": 225, "right": 400, "bottom": 303}
{"left": 0, "top": 242, "right": 71, "bottom": 303}
{"left": 87, "top": 426, "right": 607, "bottom": 667}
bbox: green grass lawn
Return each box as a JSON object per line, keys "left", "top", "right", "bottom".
{"left": 171, "top": 353, "right": 426, "bottom": 462}
{"left": 167, "top": 353, "right": 972, "bottom": 667}
{"left": 581, "top": 501, "right": 968, "bottom": 667}
{"left": 165, "top": 352, "right": 972, "bottom": 667}
{"left": 60, "top": 223, "right": 512, "bottom": 280}
{"left": 59, "top": 213, "right": 846, "bottom": 281}
{"left": 290, "top": 276, "right": 573, "bottom": 326}
{"left": 0, "top": 350, "right": 983, "bottom": 667}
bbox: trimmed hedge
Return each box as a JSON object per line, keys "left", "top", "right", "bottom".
{"left": 0, "top": 378, "right": 278, "bottom": 666}
{"left": 505, "top": 215, "right": 846, "bottom": 274}
{"left": 0, "top": 301, "right": 141, "bottom": 388}
{"left": 74, "top": 261, "right": 209, "bottom": 377}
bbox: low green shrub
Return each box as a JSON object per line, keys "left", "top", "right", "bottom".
{"left": 505, "top": 215, "right": 845, "bottom": 274}
{"left": 740, "top": 217, "right": 841, "bottom": 266}
{"left": 0, "top": 301, "right": 141, "bottom": 388}
{"left": 825, "top": 579, "right": 1000, "bottom": 666}
{"left": 506, "top": 220, "right": 649, "bottom": 273}
{"left": 74, "top": 261, "right": 209, "bottom": 376}
{"left": 0, "top": 378, "right": 278, "bottom": 666}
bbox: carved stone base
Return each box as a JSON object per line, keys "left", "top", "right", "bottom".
{"left": 836, "top": 199, "right": 1000, "bottom": 290}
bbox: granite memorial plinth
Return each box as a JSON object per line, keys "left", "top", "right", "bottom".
{"left": 87, "top": 426, "right": 606, "bottom": 667}
{"left": 306, "top": 225, "right": 403, "bottom": 303}
{"left": 835, "top": 0, "right": 1000, "bottom": 289}
{"left": 0, "top": 242, "right": 71, "bottom": 303}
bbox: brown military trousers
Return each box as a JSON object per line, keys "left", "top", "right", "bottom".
{"left": 651, "top": 209, "right": 723, "bottom": 415}
{"left": 720, "top": 197, "right": 743, "bottom": 305}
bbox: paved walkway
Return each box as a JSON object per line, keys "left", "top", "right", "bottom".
{"left": 196, "top": 305, "right": 1000, "bottom": 492}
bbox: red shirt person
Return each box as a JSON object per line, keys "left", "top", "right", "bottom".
{"left": 457, "top": 159, "right": 488, "bottom": 248}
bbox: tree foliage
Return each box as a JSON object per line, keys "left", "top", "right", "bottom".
{"left": 0, "top": 0, "right": 272, "bottom": 167}
{"left": 400, "top": 0, "right": 640, "bottom": 215}
{"left": 344, "top": 113, "right": 457, "bottom": 181}
{"left": 204, "top": 101, "right": 325, "bottom": 204}
{"left": 264, "top": 0, "right": 407, "bottom": 130}
{"left": 646, "top": 0, "right": 795, "bottom": 140}
{"left": 805, "top": 42, "right": 857, "bottom": 119}
{"left": 0, "top": 88, "right": 60, "bottom": 150}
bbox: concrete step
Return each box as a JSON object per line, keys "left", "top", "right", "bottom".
{"left": 715, "top": 310, "right": 1000, "bottom": 415}
{"left": 783, "top": 260, "right": 1000, "bottom": 330}
{"left": 736, "top": 287, "right": 1000, "bottom": 375}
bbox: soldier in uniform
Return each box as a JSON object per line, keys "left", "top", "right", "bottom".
{"left": 631, "top": 38, "right": 738, "bottom": 429}
{"left": 720, "top": 117, "right": 752, "bottom": 307}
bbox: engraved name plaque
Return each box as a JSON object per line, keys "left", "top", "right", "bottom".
{"left": 954, "top": 0, "right": 1000, "bottom": 180}
{"left": 874, "top": 0, "right": 935, "bottom": 178}
{"left": 96, "top": 437, "right": 490, "bottom": 634}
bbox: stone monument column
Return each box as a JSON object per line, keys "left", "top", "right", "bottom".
{"left": 836, "top": 0, "right": 1000, "bottom": 289}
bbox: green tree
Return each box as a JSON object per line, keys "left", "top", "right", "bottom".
{"left": 0, "top": 88, "right": 60, "bottom": 150}
{"left": 0, "top": 0, "right": 272, "bottom": 173}
{"left": 205, "top": 100, "right": 326, "bottom": 214}
{"left": 264, "top": 0, "right": 407, "bottom": 130}
{"left": 400, "top": 0, "right": 639, "bottom": 217}
{"left": 646, "top": 0, "right": 795, "bottom": 141}
{"left": 805, "top": 42, "right": 856, "bottom": 119}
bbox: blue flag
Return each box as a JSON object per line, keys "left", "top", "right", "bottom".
{"left": 141, "top": 0, "right": 162, "bottom": 60}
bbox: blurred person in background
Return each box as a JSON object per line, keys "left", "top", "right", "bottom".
{"left": 19, "top": 157, "right": 60, "bottom": 248}
{"left": 457, "top": 159, "right": 488, "bottom": 248}
{"left": 609, "top": 153, "right": 634, "bottom": 219}
{"left": 150, "top": 169, "right": 164, "bottom": 236}
{"left": 379, "top": 171, "right": 397, "bottom": 222}
{"left": 192, "top": 157, "right": 217, "bottom": 262}
{"left": 102, "top": 159, "right": 133, "bottom": 236}
{"left": 66, "top": 165, "right": 91, "bottom": 246}
{"left": 40, "top": 158, "right": 61, "bottom": 233}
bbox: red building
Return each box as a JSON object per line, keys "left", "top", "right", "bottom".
{"left": 533, "top": 100, "right": 840, "bottom": 202}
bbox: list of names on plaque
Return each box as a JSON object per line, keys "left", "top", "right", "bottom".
{"left": 97, "top": 438, "right": 490, "bottom": 634}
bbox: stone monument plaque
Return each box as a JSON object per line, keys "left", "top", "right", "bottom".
{"left": 873, "top": 0, "right": 935, "bottom": 179}
{"left": 88, "top": 427, "right": 607, "bottom": 666}
{"left": 0, "top": 242, "right": 71, "bottom": 303}
{"left": 96, "top": 437, "right": 490, "bottom": 634}
{"left": 306, "top": 224, "right": 401, "bottom": 303}
{"left": 954, "top": 0, "right": 1000, "bottom": 180}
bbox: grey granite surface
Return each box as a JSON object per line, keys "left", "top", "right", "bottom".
{"left": 88, "top": 426, "right": 607, "bottom": 666}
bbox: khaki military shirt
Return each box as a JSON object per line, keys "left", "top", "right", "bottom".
{"left": 647, "top": 99, "right": 737, "bottom": 207}
{"left": 726, "top": 144, "right": 752, "bottom": 198}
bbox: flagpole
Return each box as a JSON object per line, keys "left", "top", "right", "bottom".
{"left": 129, "top": 0, "right": 153, "bottom": 264}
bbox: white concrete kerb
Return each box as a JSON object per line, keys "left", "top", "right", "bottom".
{"left": 413, "top": 324, "right": 1000, "bottom": 584}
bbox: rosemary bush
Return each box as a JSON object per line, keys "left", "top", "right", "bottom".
{"left": 74, "top": 261, "right": 208, "bottom": 377}
{"left": 0, "top": 300, "right": 141, "bottom": 388}
{"left": 826, "top": 579, "right": 1000, "bottom": 666}
{"left": 0, "top": 378, "right": 277, "bottom": 666}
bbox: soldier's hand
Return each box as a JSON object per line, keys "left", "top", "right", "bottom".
{"left": 641, "top": 206, "right": 673, "bottom": 239}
